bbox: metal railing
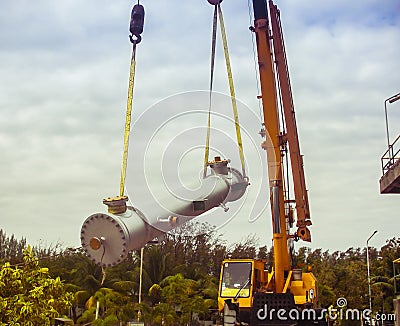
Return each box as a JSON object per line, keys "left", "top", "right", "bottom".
{"left": 381, "top": 134, "right": 400, "bottom": 175}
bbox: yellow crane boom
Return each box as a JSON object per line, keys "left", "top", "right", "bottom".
{"left": 218, "top": 1, "right": 323, "bottom": 325}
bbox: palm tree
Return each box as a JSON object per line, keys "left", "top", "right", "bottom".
{"left": 143, "top": 245, "right": 170, "bottom": 285}
{"left": 371, "top": 275, "right": 394, "bottom": 313}
{"left": 151, "top": 303, "right": 177, "bottom": 326}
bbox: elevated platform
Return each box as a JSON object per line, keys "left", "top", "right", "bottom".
{"left": 380, "top": 135, "right": 400, "bottom": 194}
{"left": 380, "top": 158, "right": 400, "bottom": 193}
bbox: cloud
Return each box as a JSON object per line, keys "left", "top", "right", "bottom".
{"left": 0, "top": 0, "right": 399, "bottom": 252}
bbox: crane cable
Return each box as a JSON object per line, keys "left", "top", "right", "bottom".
{"left": 218, "top": 4, "right": 246, "bottom": 178}
{"left": 119, "top": 3, "right": 145, "bottom": 197}
{"left": 203, "top": 1, "right": 247, "bottom": 179}
{"left": 203, "top": 4, "right": 218, "bottom": 178}
{"left": 120, "top": 43, "right": 137, "bottom": 197}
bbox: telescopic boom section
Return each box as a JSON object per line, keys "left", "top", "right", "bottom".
{"left": 252, "top": 0, "right": 290, "bottom": 293}
{"left": 268, "top": 1, "right": 312, "bottom": 242}
{"left": 252, "top": 0, "right": 312, "bottom": 292}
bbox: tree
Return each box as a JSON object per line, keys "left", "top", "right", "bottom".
{"left": 371, "top": 275, "right": 394, "bottom": 314}
{"left": 141, "top": 244, "right": 170, "bottom": 292}
{"left": 159, "top": 273, "right": 217, "bottom": 324}
{"left": 0, "top": 229, "right": 26, "bottom": 264}
{"left": 40, "top": 247, "right": 106, "bottom": 323}
{"left": 151, "top": 302, "right": 177, "bottom": 326}
{"left": 162, "top": 221, "right": 226, "bottom": 277}
{"left": 77, "top": 287, "right": 136, "bottom": 324}
{"left": 0, "top": 246, "right": 73, "bottom": 326}
{"left": 149, "top": 284, "right": 162, "bottom": 306}
{"left": 227, "top": 234, "right": 258, "bottom": 259}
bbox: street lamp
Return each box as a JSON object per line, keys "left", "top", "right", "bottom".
{"left": 137, "top": 240, "right": 158, "bottom": 323}
{"left": 384, "top": 92, "right": 400, "bottom": 159}
{"left": 137, "top": 247, "right": 144, "bottom": 323}
{"left": 367, "top": 230, "right": 378, "bottom": 314}
{"left": 138, "top": 247, "right": 144, "bottom": 305}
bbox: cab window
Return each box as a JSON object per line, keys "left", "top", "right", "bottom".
{"left": 220, "top": 262, "right": 252, "bottom": 298}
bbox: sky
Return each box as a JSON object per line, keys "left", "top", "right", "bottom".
{"left": 0, "top": 0, "right": 399, "bottom": 254}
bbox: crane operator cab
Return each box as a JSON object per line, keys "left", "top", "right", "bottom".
{"left": 220, "top": 261, "right": 252, "bottom": 298}
{"left": 218, "top": 259, "right": 266, "bottom": 324}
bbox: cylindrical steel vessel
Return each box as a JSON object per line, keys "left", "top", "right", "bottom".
{"left": 80, "top": 159, "right": 248, "bottom": 266}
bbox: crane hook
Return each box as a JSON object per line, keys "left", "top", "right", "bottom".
{"left": 129, "top": 34, "right": 142, "bottom": 44}
{"left": 129, "top": 4, "right": 145, "bottom": 44}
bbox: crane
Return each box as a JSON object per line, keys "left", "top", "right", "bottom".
{"left": 217, "top": 1, "right": 324, "bottom": 325}
{"left": 79, "top": 1, "right": 324, "bottom": 324}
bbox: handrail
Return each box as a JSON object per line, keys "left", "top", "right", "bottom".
{"left": 381, "top": 133, "right": 400, "bottom": 175}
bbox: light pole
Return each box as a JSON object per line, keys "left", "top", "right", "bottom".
{"left": 137, "top": 240, "right": 158, "bottom": 323}
{"left": 138, "top": 246, "right": 144, "bottom": 323}
{"left": 367, "top": 230, "right": 378, "bottom": 315}
{"left": 384, "top": 92, "right": 400, "bottom": 165}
